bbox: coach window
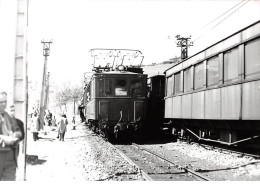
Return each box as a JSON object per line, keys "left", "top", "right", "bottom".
{"left": 131, "top": 79, "right": 142, "bottom": 96}
{"left": 194, "top": 62, "right": 204, "bottom": 89}
{"left": 207, "top": 56, "right": 219, "bottom": 86}
{"left": 166, "top": 75, "right": 173, "bottom": 96}
{"left": 184, "top": 67, "right": 192, "bottom": 92}
{"left": 224, "top": 47, "right": 239, "bottom": 82}
{"left": 174, "top": 72, "right": 182, "bottom": 94}
{"left": 115, "top": 79, "right": 128, "bottom": 96}
{"left": 99, "top": 79, "right": 112, "bottom": 97}
{"left": 245, "top": 38, "right": 260, "bottom": 79}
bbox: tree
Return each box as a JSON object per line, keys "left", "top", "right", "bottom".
{"left": 71, "top": 85, "right": 83, "bottom": 115}
{"left": 55, "top": 82, "right": 83, "bottom": 114}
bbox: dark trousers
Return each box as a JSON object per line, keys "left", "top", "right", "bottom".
{"left": 32, "top": 132, "right": 39, "bottom": 141}
{"left": 0, "top": 149, "right": 16, "bottom": 181}
{"left": 59, "top": 132, "right": 65, "bottom": 141}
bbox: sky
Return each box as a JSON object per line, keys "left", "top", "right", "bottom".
{"left": 1, "top": 0, "right": 260, "bottom": 93}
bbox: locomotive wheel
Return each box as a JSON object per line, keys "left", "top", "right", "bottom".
{"left": 104, "top": 127, "right": 112, "bottom": 141}
{"left": 92, "top": 125, "right": 97, "bottom": 133}
{"left": 91, "top": 121, "right": 96, "bottom": 132}
{"left": 187, "top": 134, "right": 191, "bottom": 144}
{"left": 89, "top": 121, "right": 92, "bottom": 129}
{"left": 88, "top": 120, "right": 92, "bottom": 129}
{"left": 115, "top": 131, "right": 120, "bottom": 140}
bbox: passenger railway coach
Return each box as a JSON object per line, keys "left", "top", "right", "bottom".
{"left": 164, "top": 21, "right": 260, "bottom": 147}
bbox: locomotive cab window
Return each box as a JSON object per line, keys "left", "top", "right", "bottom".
{"left": 245, "top": 37, "right": 260, "bottom": 79}
{"left": 224, "top": 47, "right": 239, "bottom": 82}
{"left": 131, "top": 79, "right": 142, "bottom": 96}
{"left": 99, "top": 79, "right": 112, "bottom": 97}
{"left": 115, "top": 79, "right": 128, "bottom": 96}
{"left": 207, "top": 56, "right": 219, "bottom": 86}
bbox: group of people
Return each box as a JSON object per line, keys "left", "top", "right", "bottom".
{"left": 0, "top": 91, "right": 24, "bottom": 181}
{"left": 30, "top": 111, "right": 70, "bottom": 142}
{"left": 0, "top": 89, "right": 76, "bottom": 181}
{"left": 44, "top": 110, "right": 54, "bottom": 126}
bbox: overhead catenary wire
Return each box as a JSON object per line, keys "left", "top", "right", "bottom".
{"left": 192, "top": 0, "right": 250, "bottom": 43}
{"left": 192, "top": 0, "right": 247, "bottom": 36}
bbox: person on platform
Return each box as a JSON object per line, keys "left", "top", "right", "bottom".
{"left": 9, "top": 105, "right": 25, "bottom": 155}
{"left": 78, "top": 105, "right": 85, "bottom": 123}
{"left": 9, "top": 105, "right": 24, "bottom": 141}
{"left": 72, "top": 116, "right": 76, "bottom": 130}
{"left": 57, "top": 114, "right": 68, "bottom": 141}
{"left": 51, "top": 115, "right": 56, "bottom": 126}
{"left": 31, "top": 110, "right": 40, "bottom": 141}
{"left": 46, "top": 110, "right": 52, "bottom": 126}
{"left": 0, "top": 91, "right": 23, "bottom": 181}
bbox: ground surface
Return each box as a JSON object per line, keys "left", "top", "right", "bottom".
{"left": 16, "top": 121, "right": 260, "bottom": 181}
{"left": 144, "top": 141, "right": 260, "bottom": 181}
{"left": 23, "top": 122, "right": 142, "bottom": 181}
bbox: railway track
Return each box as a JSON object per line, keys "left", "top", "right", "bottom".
{"left": 111, "top": 142, "right": 211, "bottom": 181}
{"left": 188, "top": 141, "right": 260, "bottom": 159}
{"left": 89, "top": 126, "right": 260, "bottom": 180}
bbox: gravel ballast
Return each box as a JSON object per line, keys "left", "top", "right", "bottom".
{"left": 24, "top": 123, "right": 142, "bottom": 181}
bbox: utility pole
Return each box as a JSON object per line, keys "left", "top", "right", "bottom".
{"left": 13, "top": 0, "right": 29, "bottom": 180}
{"left": 40, "top": 40, "right": 52, "bottom": 127}
{"left": 175, "top": 35, "right": 193, "bottom": 60}
{"left": 44, "top": 72, "right": 50, "bottom": 110}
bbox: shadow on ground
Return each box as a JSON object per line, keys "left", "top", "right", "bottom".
{"left": 26, "top": 154, "right": 46, "bottom": 165}
{"left": 36, "top": 137, "right": 56, "bottom": 142}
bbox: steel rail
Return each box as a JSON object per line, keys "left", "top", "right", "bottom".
{"left": 108, "top": 143, "right": 153, "bottom": 181}
{"left": 132, "top": 143, "right": 211, "bottom": 181}
{"left": 191, "top": 142, "right": 260, "bottom": 159}
{"left": 185, "top": 128, "right": 260, "bottom": 146}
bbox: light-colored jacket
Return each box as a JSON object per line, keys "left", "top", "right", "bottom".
{"left": 31, "top": 115, "right": 41, "bottom": 133}
{"left": 58, "top": 118, "right": 67, "bottom": 133}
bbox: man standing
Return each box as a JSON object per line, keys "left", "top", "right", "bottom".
{"left": 58, "top": 114, "right": 68, "bottom": 141}
{"left": 0, "top": 91, "right": 23, "bottom": 181}
{"left": 72, "top": 116, "right": 76, "bottom": 130}
{"left": 9, "top": 105, "right": 24, "bottom": 141}
{"left": 9, "top": 105, "right": 25, "bottom": 154}
{"left": 31, "top": 110, "right": 40, "bottom": 141}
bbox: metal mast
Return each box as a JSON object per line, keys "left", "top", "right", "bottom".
{"left": 175, "top": 35, "right": 193, "bottom": 60}
{"left": 39, "top": 40, "right": 52, "bottom": 127}
{"left": 13, "top": 0, "right": 29, "bottom": 181}
{"left": 44, "top": 72, "right": 50, "bottom": 110}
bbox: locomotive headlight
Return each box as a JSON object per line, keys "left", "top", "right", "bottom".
{"left": 117, "top": 65, "right": 125, "bottom": 71}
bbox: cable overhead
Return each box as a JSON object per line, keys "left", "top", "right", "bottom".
{"left": 193, "top": 0, "right": 250, "bottom": 42}
{"left": 208, "top": 0, "right": 250, "bottom": 32}
{"left": 192, "top": 0, "right": 246, "bottom": 37}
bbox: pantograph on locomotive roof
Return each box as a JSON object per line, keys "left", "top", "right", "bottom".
{"left": 89, "top": 48, "right": 144, "bottom": 72}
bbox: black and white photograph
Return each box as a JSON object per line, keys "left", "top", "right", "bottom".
{"left": 0, "top": 0, "right": 260, "bottom": 181}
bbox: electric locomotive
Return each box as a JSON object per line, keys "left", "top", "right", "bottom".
{"left": 83, "top": 49, "right": 147, "bottom": 140}
{"left": 164, "top": 20, "right": 260, "bottom": 148}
